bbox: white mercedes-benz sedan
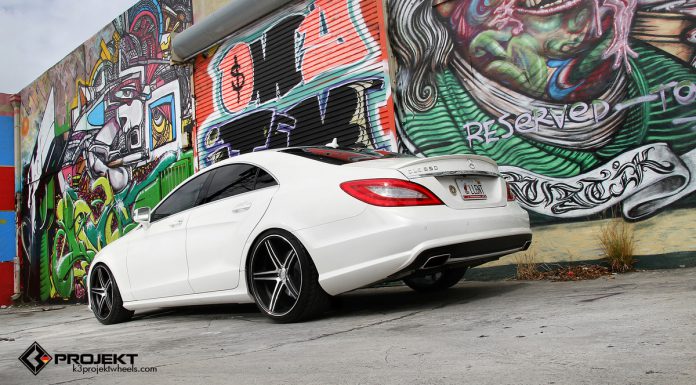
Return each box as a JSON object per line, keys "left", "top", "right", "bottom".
{"left": 88, "top": 146, "right": 531, "bottom": 323}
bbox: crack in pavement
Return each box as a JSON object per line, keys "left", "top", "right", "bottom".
{"left": 578, "top": 292, "right": 623, "bottom": 303}
{"left": 0, "top": 306, "right": 67, "bottom": 316}
{"left": 12, "top": 296, "right": 467, "bottom": 372}
{"left": 540, "top": 325, "right": 575, "bottom": 331}
{"left": 4, "top": 316, "right": 95, "bottom": 335}
{"left": 384, "top": 345, "right": 395, "bottom": 365}
{"left": 152, "top": 301, "right": 456, "bottom": 369}
{"left": 49, "top": 376, "right": 97, "bottom": 384}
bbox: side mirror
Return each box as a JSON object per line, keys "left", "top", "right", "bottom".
{"left": 133, "top": 207, "right": 151, "bottom": 227}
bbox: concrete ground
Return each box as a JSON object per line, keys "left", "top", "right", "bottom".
{"left": 1, "top": 268, "right": 695, "bottom": 385}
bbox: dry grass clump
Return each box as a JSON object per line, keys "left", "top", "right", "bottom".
{"left": 515, "top": 252, "right": 542, "bottom": 280}
{"left": 598, "top": 218, "right": 636, "bottom": 273}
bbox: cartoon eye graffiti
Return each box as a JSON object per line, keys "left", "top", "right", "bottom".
{"left": 152, "top": 109, "right": 164, "bottom": 127}
{"left": 115, "top": 86, "right": 138, "bottom": 100}
{"left": 149, "top": 95, "right": 176, "bottom": 150}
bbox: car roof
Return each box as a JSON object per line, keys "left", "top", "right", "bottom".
{"left": 192, "top": 145, "right": 408, "bottom": 185}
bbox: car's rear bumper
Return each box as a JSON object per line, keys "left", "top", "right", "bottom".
{"left": 294, "top": 203, "right": 531, "bottom": 295}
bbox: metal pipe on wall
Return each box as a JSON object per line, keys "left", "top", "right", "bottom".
{"left": 171, "top": 0, "right": 295, "bottom": 62}
{"left": 10, "top": 94, "right": 21, "bottom": 300}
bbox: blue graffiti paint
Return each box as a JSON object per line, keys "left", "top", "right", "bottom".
{"left": 0, "top": 211, "right": 15, "bottom": 262}
{"left": 86, "top": 101, "right": 106, "bottom": 127}
{"left": 547, "top": 59, "right": 583, "bottom": 101}
{"left": 0, "top": 116, "right": 13, "bottom": 167}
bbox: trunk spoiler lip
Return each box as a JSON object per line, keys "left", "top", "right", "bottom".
{"left": 405, "top": 169, "right": 502, "bottom": 179}
{"left": 396, "top": 154, "right": 498, "bottom": 168}
{"left": 395, "top": 155, "right": 501, "bottom": 179}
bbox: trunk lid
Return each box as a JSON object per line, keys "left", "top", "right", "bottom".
{"left": 345, "top": 155, "right": 506, "bottom": 209}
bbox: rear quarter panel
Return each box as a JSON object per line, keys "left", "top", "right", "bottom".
{"left": 241, "top": 152, "right": 406, "bottom": 274}
{"left": 262, "top": 161, "right": 405, "bottom": 231}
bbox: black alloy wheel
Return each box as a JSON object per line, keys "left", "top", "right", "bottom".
{"left": 90, "top": 264, "right": 133, "bottom": 325}
{"left": 248, "top": 230, "right": 330, "bottom": 323}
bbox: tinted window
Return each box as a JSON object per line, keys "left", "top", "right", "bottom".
{"left": 151, "top": 173, "right": 208, "bottom": 221}
{"left": 281, "top": 147, "right": 413, "bottom": 165}
{"left": 255, "top": 168, "right": 278, "bottom": 189}
{"left": 201, "top": 164, "right": 257, "bottom": 204}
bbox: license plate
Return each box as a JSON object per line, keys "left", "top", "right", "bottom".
{"left": 455, "top": 177, "right": 487, "bottom": 200}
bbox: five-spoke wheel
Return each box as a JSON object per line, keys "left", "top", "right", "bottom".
{"left": 89, "top": 264, "right": 133, "bottom": 324}
{"left": 248, "top": 230, "right": 330, "bottom": 322}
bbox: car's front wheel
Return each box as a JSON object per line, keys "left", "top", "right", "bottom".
{"left": 89, "top": 264, "right": 134, "bottom": 324}
{"left": 247, "top": 230, "right": 330, "bottom": 323}
{"left": 403, "top": 268, "right": 468, "bottom": 292}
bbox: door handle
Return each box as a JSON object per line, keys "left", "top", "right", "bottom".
{"left": 232, "top": 202, "right": 252, "bottom": 213}
{"left": 169, "top": 219, "right": 184, "bottom": 228}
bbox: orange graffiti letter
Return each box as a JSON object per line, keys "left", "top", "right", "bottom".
{"left": 220, "top": 43, "right": 255, "bottom": 113}
{"left": 297, "top": 0, "right": 370, "bottom": 83}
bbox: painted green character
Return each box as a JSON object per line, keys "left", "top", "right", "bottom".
{"left": 389, "top": 0, "right": 696, "bottom": 220}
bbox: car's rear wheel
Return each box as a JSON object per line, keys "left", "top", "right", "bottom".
{"left": 403, "top": 268, "right": 468, "bottom": 292}
{"left": 248, "top": 230, "right": 330, "bottom": 323}
{"left": 90, "top": 264, "right": 134, "bottom": 325}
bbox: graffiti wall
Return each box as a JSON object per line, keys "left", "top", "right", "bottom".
{"left": 388, "top": 0, "right": 696, "bottom": 223}
{"left": 193, "top": 0, "right": 395, "bottom": 168}
{"left": 19, "top": 0, "right": 195, "bottom": 302}
{"left": 0, "top": 93, "right": 16, "bottom": 305}
{"left": 0, "top": 93, "right": 15, "bottom": 262}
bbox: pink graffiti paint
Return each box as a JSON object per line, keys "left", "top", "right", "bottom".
{"left": 597, "top": 0, "right": 639, "bottom": 73}
{"left": 297, "top": 0, "right": 371, "bottom": 82}
{"left": 487, "top": 0, "right": 524, "bottom": 35}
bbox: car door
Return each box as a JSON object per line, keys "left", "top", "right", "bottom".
{"left": 186, "top": 164, "right": 279, "bottom": 293}
{"left": 126, "top": 172, "right": 211, "bottom": 300}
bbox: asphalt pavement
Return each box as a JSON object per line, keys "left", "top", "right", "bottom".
{"left": 1, "top": 268, "right": 695, "bottom": 385}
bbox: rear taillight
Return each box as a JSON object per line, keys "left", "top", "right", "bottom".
{"left": 505, "top": 181, "right": 516, "bottom": 201}
{"left": 340, "top": 179, "right": 443, "bottom": 207}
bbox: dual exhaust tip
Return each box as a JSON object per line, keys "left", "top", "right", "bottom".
{"left": 420, "top": 240, "right": 532, "bottom": 270}
{"left": 421, "top": 254, "right": 450, "bottom": 269}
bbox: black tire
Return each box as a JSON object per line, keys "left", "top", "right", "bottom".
{"left": 89, "top": 264, "right": 134, "bottom": 325}
{"left": 247, "top": 229, "right": 331, "bottom": 323}
{"left": 403, "top": 268, "right": 468, "bottom": 293}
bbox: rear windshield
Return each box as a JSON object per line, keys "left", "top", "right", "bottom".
{"left": 280, "top": 147, "right": 413, "bottom": 165}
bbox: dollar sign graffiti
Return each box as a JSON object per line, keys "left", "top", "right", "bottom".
{"left": 230, "top": 55, "right": 245, "bottom": 103}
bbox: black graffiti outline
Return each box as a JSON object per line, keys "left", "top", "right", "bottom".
{"left": 503, "top": 146, "right": 676, "bottom": 215}
{"left": 229, "top": 55, "right": 246, "bottom": 103}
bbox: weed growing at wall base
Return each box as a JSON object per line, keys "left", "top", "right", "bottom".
{"left": 515, "top": 252, "right": 542, "bottom": 280}
{"left": 598, "top": 219, "right": 636, "bottom": 273}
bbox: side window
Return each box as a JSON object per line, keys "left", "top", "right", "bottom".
{"left": 255, "top": 168, "right": 278, "bottom": 190}
{"left": 201, "top": 164, "right": 257, "bottom": 204}
{"left": 151, "top": 173, "right": 209, "bottom": 221}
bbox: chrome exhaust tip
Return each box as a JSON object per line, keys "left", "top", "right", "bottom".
{"left": 421, "top": 254, "right": 450, "bottom": 269}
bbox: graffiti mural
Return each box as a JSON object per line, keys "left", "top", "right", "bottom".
{"left": 19, "top": 0, "right": 194, "bottom": 301}
{"left": 0, "top": 94, "right": 15, "bottom": 278}
{"left": 194, "top": 0, "right": 395, "bottom": 168}
{"left": 389, "top": 0, "right": 696, "bottom": 220}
